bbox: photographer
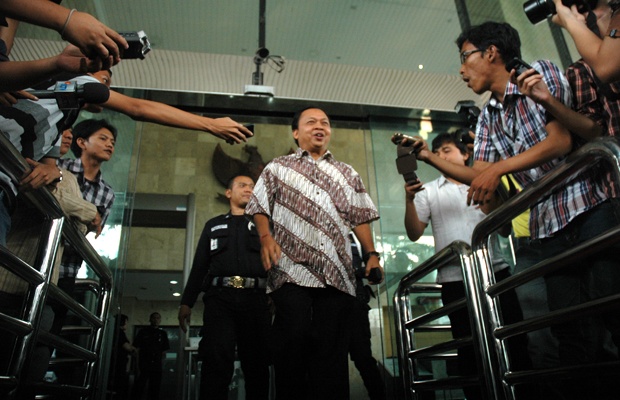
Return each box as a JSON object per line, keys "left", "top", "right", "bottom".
{"left": 403, "top": 132, "right": 530, "bottom": 400}
{"left": 551, "top": 0, "right": 620, "bottom": 83}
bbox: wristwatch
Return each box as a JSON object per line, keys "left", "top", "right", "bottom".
{"left": 363, "top": 251, "right": 381, "bottom": 263}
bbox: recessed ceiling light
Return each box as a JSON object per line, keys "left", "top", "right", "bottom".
{"left": 418, "top": 64, "right": 424, "bottom": 70}
{"left": 170, "top": 280, "right": 178, "bottom": 285}
{"left": 172, "top": 292, "right": 181, "bottom": 297}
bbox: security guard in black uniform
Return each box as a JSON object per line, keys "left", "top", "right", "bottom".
{"left": 178, "top": 175, "right": 271, "bottom": 400}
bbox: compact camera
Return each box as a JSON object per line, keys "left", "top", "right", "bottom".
{"left": 454, "top": 100, "right": 480, "bottom": 146}
{"left": 523, "top": 0, "right": 595, "bottom": 24}
{"left": 118, "top": 31, "right": 151, "bottom": 59}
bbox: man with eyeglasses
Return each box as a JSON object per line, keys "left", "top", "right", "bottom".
{"left": 178, "top": 175, "right": 271, "bottom": 400}
{"left": 413, "top": 20, "right": 619, "bottom": 400}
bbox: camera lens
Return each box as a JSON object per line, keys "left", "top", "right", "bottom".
{"left": 523, "top": 0, "right": 556, "bottom": 24}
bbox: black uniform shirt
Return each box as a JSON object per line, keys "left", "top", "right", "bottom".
{"left": 180, "top": 213, "right": 264, "bottom": 307}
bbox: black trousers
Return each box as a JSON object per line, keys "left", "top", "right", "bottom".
{"left": 198, "top": 287, "right": 272, "bottom": 400}
{"left": 270, "top": 283, "right": 357, "bottom": 400}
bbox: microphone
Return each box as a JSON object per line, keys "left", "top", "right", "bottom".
{"left": 25, "top": 81, "right": 110, "bottom": 109}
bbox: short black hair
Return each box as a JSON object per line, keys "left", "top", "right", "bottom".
{"left": 71, "top": 118, "right": 117, "bottom": 158}
{"left": 456, "top": 21, "right": 521, "bottom": 65}
{"left": 150, "top": 312, "right": 161, "bottom": 319}
{"left": 431, "top": 132, "right": 468, "bottom": 155}
{"left": 226, "top": 174, "right": 253, "bottom": 189}
{"left": 291, "top": 106, "right": 329, "bottom": 146}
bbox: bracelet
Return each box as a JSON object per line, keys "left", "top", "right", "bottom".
{"left": 60, "top": 9, "right": 77, "bottom": 40}
{"left": 53, "top": 168, "right": 63, "bottom": 183}
{"left": 363, "top": 251, "right": 381, "bottom": 263}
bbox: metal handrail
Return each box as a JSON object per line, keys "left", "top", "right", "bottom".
{"left": 394, "top": 137, "right": 620, "bottom": 400}
{"left": 393, "top": 241, "right": 482, "bottom": 400}
{"left": 0, "top": 132, "right": 114, "bottom": 399}
{"left": 469, "top": 137, "right": 620, "bottom": 400}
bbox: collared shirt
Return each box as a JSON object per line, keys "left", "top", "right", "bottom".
{"left": 414, "top": 176, "right": 508, "bottom": 282}
{"left": 567, "top": 60, "right": 620, "bottom": 200}
{"left": 474, "top": 59, "right": 608, "bottom": 239}
{"left": 57, "top": 158, "right": 115, "bottom": 278}
{"left": 245, "top": 148, "right": 380, "bottom": 296}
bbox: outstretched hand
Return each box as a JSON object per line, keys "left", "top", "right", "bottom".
{"left": 206, "top": 117, "right": 253, "bottom": 144}
{"left": 467, "top": 163, "right": 503, "bottom": 206}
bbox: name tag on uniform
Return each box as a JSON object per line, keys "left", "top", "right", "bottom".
{"left": 210, "top": 238, "right": 218, "bottom": 251}
{"left": 211, "top": 224, "right": 227, "bottom": 232}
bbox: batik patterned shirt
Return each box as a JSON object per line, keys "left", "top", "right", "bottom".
{"left": 474, "top": 59, "right": 608, "bottom": 239}
{"left": 245, "top": 148, "right": 379, "bottom": 296}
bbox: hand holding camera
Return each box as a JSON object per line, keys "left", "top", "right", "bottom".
{"left": 392, "top": 132, "right": 423, "bottom": 184}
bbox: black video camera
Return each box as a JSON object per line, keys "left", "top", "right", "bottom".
{"left": 454, "top": 100, "right": 480, "bottom": 146}
{"left": 523, "top": 0, "right": 597, "bottom": 24}
{"left": 118, "top": 31, "right": 151, "bottom": 59}
{"left": 392, "top": 132, "right": 419, "bottom": 184}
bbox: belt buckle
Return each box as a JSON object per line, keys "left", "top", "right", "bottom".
{"left": 229, "top": 276, "right": 245, "bottom": 289}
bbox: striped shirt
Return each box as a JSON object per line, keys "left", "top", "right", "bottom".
{"left": 245, "top": 148, "right": 379, "bottom": 296}
{"left": 57, "top": 158, "right": 115, "bottom": 279}
{"left": 474, "top": 59, "right": 608, "bottom": 239}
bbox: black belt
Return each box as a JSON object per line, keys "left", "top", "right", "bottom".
{"left": 211, "top": 276, "right": 267, "bottom": 289}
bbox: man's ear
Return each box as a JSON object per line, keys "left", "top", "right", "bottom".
{"left": 292, "top": 129, "right": 299, "bottom": 141}
{"left": 225, "top": 188, "right": 232, "bottom": 199}
{"left": 486, "top": 45, "right": 499, "bottom": 63}
{"left": 76, "top": 137, "right": 87, "bottom": 150}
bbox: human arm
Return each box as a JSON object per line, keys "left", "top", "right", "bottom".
{"left": 50, "top": 171, "right": 98, "bottom": 224}
{"left": 0, "top": 0, "right": 127, "bottom": 64}
{"left": 352, "top": 223, "right": 383, "bottom": 284}
{"left": 19, "top": 157, "right": 62, "bottom": 190}
{"left": 551, "top": 0, "right": 620, "bottom": 83}
{"left": 102, "top": 91, "right": 253, "bottom": 144}
{"left": 253, "top": 213, "right": 280, "bottom": 271}
{"left": 515, "top": 68, "right": 602, "bottom": 141}
{"left": 178, "top": 223, "right": 213, "bottom": 332}
{"left": 413, "top": 138, "right": 479, "bottom": 184}
{"left": 403, "top": 181, "right": 428, "bottom": 242}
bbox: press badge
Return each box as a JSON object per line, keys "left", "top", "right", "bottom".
{"left": 210, "top": 238, "right": 218, "bottom": 251}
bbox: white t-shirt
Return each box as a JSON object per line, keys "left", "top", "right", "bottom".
{"left": 413, "top": 175, "right": 508, "bottom": 282}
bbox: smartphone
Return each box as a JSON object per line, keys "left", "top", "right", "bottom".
{"left": 505, "top": 57, "right": 533, "bottom": 76}
{"left": 244, "top": 124, "right": 255, "bottom": 137}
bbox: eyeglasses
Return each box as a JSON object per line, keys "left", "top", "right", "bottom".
{"left": 460, "top": 48, "right": 483, "bottom": 64}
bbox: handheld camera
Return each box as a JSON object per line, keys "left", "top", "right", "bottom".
{"left": 523, "top": 0, "right": 596, "bottom": 24}
{"left": 118, "top": 31, "right": 151, "bottom": 59}
{"left": 392, "top": 132, "right": 419, "bottom": 184}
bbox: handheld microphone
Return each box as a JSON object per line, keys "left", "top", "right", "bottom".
{"left": 25, "top": 81, "right": 110, "bottom": 109}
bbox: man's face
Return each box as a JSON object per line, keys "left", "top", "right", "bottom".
{"left": 60, "top": 129, "right": 73, "bottom": 157}
{"left": 459, "top": 41, "right": 491, "bottom": 95}
{"left": 226, "top": 176, "right": 255, "bottom": 209}
{"left": 434, "top": 142, "right": 469, "bottom": 166}
{"left": 293, "top": 108, "right": 331, "bottom": 156}
{"left": 149, "top": 313, "right": 161, "bottom": 327}
{"left": 77, "top": 127, "right": 115, "bottom": 162}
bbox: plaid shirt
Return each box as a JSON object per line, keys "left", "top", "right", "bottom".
{"left": 567, "top": 60, "right": 620, "bottom": 199}
{"left": 474, "top": 59, "right": 608, "bottom": 239}
{"left": 245, "top": 148, "right": 379, "bottom": 296}
{"left": 56, "top": 158, "right": 115, "bottom": 279}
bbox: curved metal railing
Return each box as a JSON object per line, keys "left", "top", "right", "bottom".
{"left": 0, "top": 132, "right": 113, "bottom": 399}
{"left": 394, "top": 137, "right": 620, "bottom": 399}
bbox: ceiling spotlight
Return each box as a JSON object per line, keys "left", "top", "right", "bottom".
{"left": 170, "top": 280, "right": 178, "bottom": 285}
{"left": 172, "top": 292, "right": 181, "bottom": 297}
